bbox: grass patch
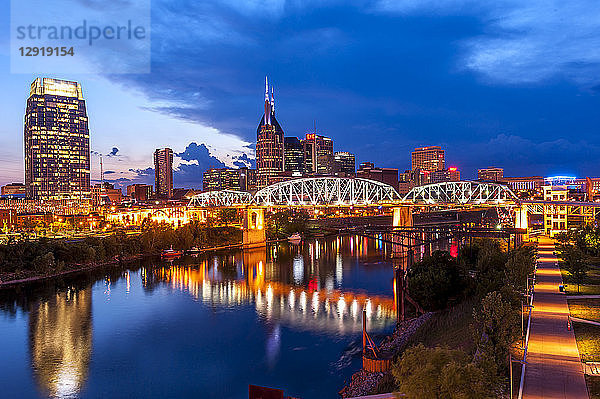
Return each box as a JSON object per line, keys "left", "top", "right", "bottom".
{"left": 561, "top": 264, "right": 600, "bottom": 295}
{"left": 572, "top": 323, "right": 600, "bottom": 363}
{"left": 403, "top": 298, "right": 476, "bottom": 352}
{"left": 586, "top": 376, "right": 600, "bottom": 399}
{"left": 568, "top": 299, "right": 600, "bottom": 322}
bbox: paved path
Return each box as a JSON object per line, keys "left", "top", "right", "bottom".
{"left": 522, "top": 238, "right": 589, "bottom": 398}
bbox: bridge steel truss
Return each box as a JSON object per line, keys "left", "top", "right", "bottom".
{"left": 188, "top": 190, "right": 253, "bottom": 207}
{"left": 522, "top": 201, "right": 600, "bottom": 219}
{"left": 253, "top": 177, "right": 402, "bottom": 207}
{"left": 402, "top": 181, "right": 518, "bottom": 206}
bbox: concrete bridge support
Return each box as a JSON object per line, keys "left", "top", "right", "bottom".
{"left": 515, "top": 204, "right": 529, "bottom": 241}
{"left": 392, "top": 206, "right": 413, "bottom": 228}
{"left": 243, "top": 207, "right": 266, "bottom": 248}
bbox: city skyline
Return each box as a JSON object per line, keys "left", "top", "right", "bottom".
{"left": 1, "top": 1, "right": 600, "bottom": 190}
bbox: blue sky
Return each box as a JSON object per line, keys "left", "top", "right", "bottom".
{"left": 1, "top": 0, "right": 600, "bottom": 189}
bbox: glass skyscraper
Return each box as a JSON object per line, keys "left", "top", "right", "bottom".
{"left": 154, "top": 148, "right": 174, "bottom": 199}
{"left": 24, "top": 78, "right": 91, "bottom": 199}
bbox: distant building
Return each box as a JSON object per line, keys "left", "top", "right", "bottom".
{"left": 502, "top": 176, "right": 544, "bottom": 193}
{"left": 91, "top": 182, "right": 122, "bottom": 206}
{"left": 1, "top": 183, "right": 26, "bottom": 196}
{"left": 256, "top": 77, "right": 285, "bottom": 189}
{"left": 430, "top": 167, "right": 460, "bottom": 184}
{"left": 334, "top": 152, "right": 355, "bottom": 176}
{"left": 478, "top": 167, "right": 504, "bottom": 181}
{"left": 203, "top": 167, "right": 256, "bottom": 192}
{"left": 411, "top": 146, "right": 445, "bottom": 172}
{"left": 171, "top": 188, "right": 195, "bottom": 202}
{"left": 154, "top": 148, "right": 173, "bottom": 199}
{"left": 24, "top": 78, "right": 90, "bottom": 199}
{"left": 283, "top": 136, "right": 304, "bottom": 176}
{"left": 127, "top": 184, "right": 153, "bottom": 202}
{"left": 356, "top": 163, "right": 399, "bottom": 190}
{"left": 543, "top": 185, "right": 568, "bottom": 237}
{"left": 304, "top": 133, "right": 334, "bottom": 176}
{"left": 398, "top": 171, "right": 413, "bottom": 195}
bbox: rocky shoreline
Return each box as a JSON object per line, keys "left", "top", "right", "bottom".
{"left": 339, "top": 312, "right": 433, "bottom": 398}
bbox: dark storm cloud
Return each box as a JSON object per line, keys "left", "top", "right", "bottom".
{"left": 108, "top": 0, "right": 600, "bottom": 177}
{"left": 175, "top": 142, "right": 226, "bottom": 187}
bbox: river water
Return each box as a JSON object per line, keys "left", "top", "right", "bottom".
{"left": 0, "top": 235, "right": 400, "bottom": 399}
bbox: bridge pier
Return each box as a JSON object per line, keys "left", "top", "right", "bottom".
{"left": 392, "top": 206, "right": 413, "bottom": 228}
{"left": 515, "top": 205, "right": 529, "bottom": 241}
{"left": 243, "top": 208, "right": 266, "bottom": 248}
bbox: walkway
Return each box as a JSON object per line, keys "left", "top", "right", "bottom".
{"left": 522, "top": 238, "right": 589, "bottom": 398}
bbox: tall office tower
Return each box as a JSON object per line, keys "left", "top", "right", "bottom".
{"left": 478, "top": 167, "right": 504, "bottom": 182}
{"left": 154, "top": 148, "right": 173, "bottom": 199}
{"left": 256, "top": 77, "right": 285, "bottom": 188}
{"left": 203, "top": 167, "right": 256, "bottom": 192}
{"left": 334, "top": 152, "right": 356, "bottom": 176}
{"left": 284, "top": 136, "right": 304, "bottom": 176}
{"left": 411, "top": 146, "right": 445, "bottom": 172}
{"left": 24, "top": 78, "right": 90, "bottom": 199}
{"left": 303, "top": 133, "right": 334, "bottom": 175}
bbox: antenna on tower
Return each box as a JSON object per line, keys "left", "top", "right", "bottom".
{"left": 100, "top": 155, "right": 104, "bottom": 189}
{"left": 314, "top": 120, "right": 317, "bottom": 134}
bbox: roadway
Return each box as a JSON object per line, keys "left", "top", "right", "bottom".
{"left": 522, "top": 238, "right": 588, "bottom": 399}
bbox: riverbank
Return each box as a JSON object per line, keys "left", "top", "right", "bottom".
{"left": 0, "top": 254, "right": 145, "bottom": 288}
{"left": 339, "top": 313, "right": 433, "bottom": 398}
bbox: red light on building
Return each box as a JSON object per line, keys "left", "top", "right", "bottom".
{"left": 449, "top": 167, "right": 457, "bottom": 172}
{"left": 306, "top": 133, "right": 315, "bottom": 140}
{"left": 450, "top": 240, "right": 459, "bottom": 258}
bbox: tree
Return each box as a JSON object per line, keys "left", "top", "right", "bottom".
{"left": 407, "top": 251, "right": 465, "bottom": 311}
{"left": 472, "top": 291, "right": 519, "bottom": 370}
{"left": 557, "top": 243, "right": 590, "bottom": 293}
{"left": 392, "top": 344, "right": 497, "bottom": 399}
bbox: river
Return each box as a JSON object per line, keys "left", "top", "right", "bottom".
{"left": 0, "top": 235, "right": 400, "bottom": 399}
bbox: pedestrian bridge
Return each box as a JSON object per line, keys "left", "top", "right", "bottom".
{"left": 188, "top": 178, "right": 519, "bottom": 207}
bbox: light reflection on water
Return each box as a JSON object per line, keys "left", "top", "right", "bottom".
{"left": 0, "top": 235, "right": 411, "bottom": 399}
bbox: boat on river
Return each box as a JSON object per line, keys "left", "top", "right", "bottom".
{"left": 161, "top": 247, "right": 183, "bottom": 259}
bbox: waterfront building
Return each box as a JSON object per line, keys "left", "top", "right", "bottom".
{"left": 283, "top": 136, "right": 304, "bottom": 176}
{"left": 543, "top": 185, "right": 568, "bottom": 237}
{"left": 1, "top": 183, "right": 26, "bottom": 197}
{"left": 356, "top": 162, "right": 399, "bottom": 190}
{"left": 203, "top": 167, "right": 256, "bottom": 192}
{"left": 154, "top": 148, "right": 173, "bottom": 199}
{"left": 334, "top": 152, "right": 356, "bottom": 176}
{"left": 256, "top": 77, "right": 285, "bottom": 189}
{"left": 411, "top": 146, "right": 445, "bottom": 172}
{"left": 127, "top": 184, "right": 153, "bottom": 202}
{"left": 478, "top": 167, "right": 504, "bottom": 181}
{"left": 24, "top": 78, "right": 90, "bottom": 199}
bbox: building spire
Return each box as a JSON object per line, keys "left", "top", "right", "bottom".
{"left": 270, "top": 85, "right": 275, "bottom": 114}
{"left": 265, "top": 76, "right": 269, "bottom": 102}
{"left": 264, "top": 76, "right": 271, "bottom": 126}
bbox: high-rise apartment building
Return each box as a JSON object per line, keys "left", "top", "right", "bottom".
{"left": 154, "top": 148, "right": 173, "bottom": 199}
{"left": 304, "top": 133, "right": 334, "bottom": 175}
{"left": 24, "top": 78, "right": 90, "bottom": 199}
{"left": 256, "top": 77, "right": 285, "bottom": 189}
{"left": 478, "top": 167, "right": 504, "bottom": 181}
{"left": 411, "top": 146, "right": 445, "bottom": 172}
{"left": 334, "top": 152, "right": 355, "bottom": 176}
{"left": 283, "top": 136, "right": 304, "bottom": 176}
